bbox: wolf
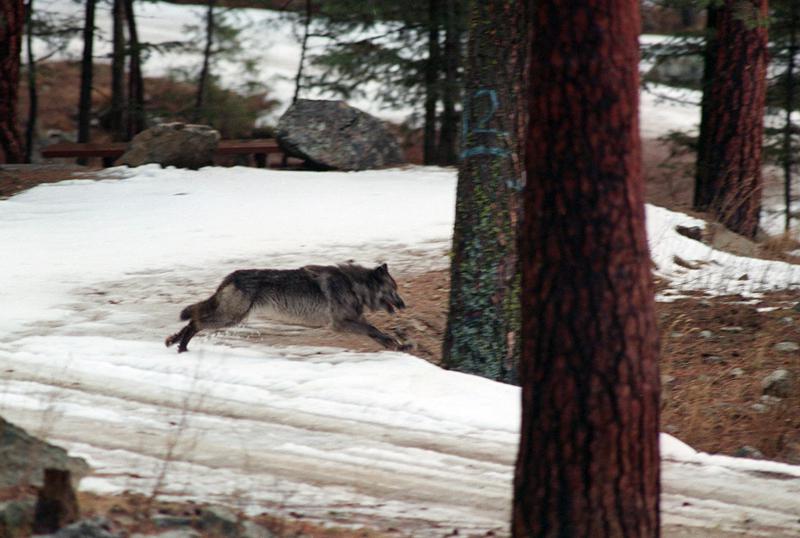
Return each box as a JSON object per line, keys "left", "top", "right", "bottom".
{"left": 165, "top": 262, "right": 407, "bottom": 353}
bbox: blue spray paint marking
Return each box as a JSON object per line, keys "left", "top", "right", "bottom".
{"left": 461, "top": 88, "right": 512, "bottom": 160}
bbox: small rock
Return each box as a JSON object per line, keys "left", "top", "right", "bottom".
{"left": 738, "top": 274, "right": 749, "bottom": 281}
{"left": 730, "top": 368, "right": 745, "bottom": 377}
{"left": 675, "top": 225, "right": 703, "bottom": 241}
{"left": 699, "top": 330, "right": 713, "bottom": 338}
{"left": 751, "top": 403, "right": 769, "bottom": 413}
{"left": 780, "top": 316, "right": 794, "bottom": 325}
{"left": 760, "top": 394, "right": 783, "bottom": 405}
{"left": 793, "top": 302, "right": 800, "bottom": 313}
{"left": 153, "top": 515, "right": 195, "bottom": 528}
{"left": 762, "top": 369, "right": 793, "bottom": 398}
{"left": 669, "top": 332, "right": 683, "bottom": 338}
{"left": 52, "top": 517, "right": 121, "bottom": 538}
{"left": 0, "top": 497, "right": 35, "bottom": 538}
{"left": 664, "top": 424, "right": 679, "bottom": 434}
{"left": 721, "top": 326, "right": 744, "bottom": 333}
{"left": 199, "top": 505, "right": 239, "bottom": 536}
{"left": 733, "top": 446, "right": 764, "bottom": 459}
{"left": 241, "top": 519, "right": 278, "bottom": 538}
{"left": 132, "top": 531, "right": 201, "bottom": 538}
{"left": 774, "top": 341, "right": 800, "bottom": 353}
{"left": 702, "top": 355, "right": 725, "bottom": 365}
{"left": 661, "top": 375, "right": 676, "bottom": 384}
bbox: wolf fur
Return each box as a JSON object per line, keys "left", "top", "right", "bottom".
{"left": 165, "top": 263, "right": 406, "bottom": 353}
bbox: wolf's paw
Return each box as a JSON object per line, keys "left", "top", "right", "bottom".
{"left": 165, "top": 334, "right": 178, "bottom": 347}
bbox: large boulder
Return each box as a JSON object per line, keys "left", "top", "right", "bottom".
{"left": 116, "top": 122, "right": 220, "bottom": 169}
{"left": 0, "top": 416, "right": 90, "bottom": 489}
{"left": 276, "top": 99, "right": 405, "bottom": 170}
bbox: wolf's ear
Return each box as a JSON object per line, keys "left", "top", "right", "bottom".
{"left": 377, "top": 263, "right": 388, "bottom": 273}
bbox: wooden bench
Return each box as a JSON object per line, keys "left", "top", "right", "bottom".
{"left": 40, "top": 139, "right": 286, "bottom": 168}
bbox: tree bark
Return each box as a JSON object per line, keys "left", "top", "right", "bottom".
{"left": 124, "top": 0, "right": 145, "bottom": 137}
{"left": 0, "top": 0, "right": 25, "bottom": 163}
{"left": 77, "top": 0, "right": 96, "bottom": 154}
{"left": 694, "top": 0, "right": 769, "bottom": 238}
{"left": 437, "top": 0, "right": 461, "bottom": 166}
{"left": 442, "top": 0, "right": 526, "bottom": 384}
{"left": 513, "top": 0, "right": 660, "bottom": 535}
{"left": 292, "top": 0, "right": 311, "bottom": 103}
{"left": 110, "top": 0, "right": 126, "bottom": 141}
{"left": 24, "top": 0, "right": 36, "bottom": 162}
{"left": 782, "top": 3, "right": 797, "bottom": 231}
{"left": 694, "top": 5, "right": 719, "bottom": 210}
{"left": 194, "top": 0, "right": 216, "bottom": 121}
{"left": 423, "top": 0, "right": 440, "bottom": 166}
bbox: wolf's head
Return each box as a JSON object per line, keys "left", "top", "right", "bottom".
{"left": 370, "top": 263, "right": 406, "bottom": 314}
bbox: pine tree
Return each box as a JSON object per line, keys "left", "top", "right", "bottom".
{"left": 77, "top": 0, "right": 96, "bottom": 156}
{"left": 442, "top": 0, "right": 526, "bottom": 384}
{"left": 513, "top": 0, "right": 660, "bottom": 534}
{"left": 694, "top": 0, "right": 769, "bottom": 238}
{"left": 0, "top": 0, "right": 25, "bottom": 163}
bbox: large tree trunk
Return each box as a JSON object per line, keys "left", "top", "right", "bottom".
{"left": 694, "top": 0, "right": 769, "bottom": 238}
{"left": 110, "top": 0, "right": 126, "bottom": 141}
{"left": 423, "top": 0, "right": 440, "bottom": 166}
{"left": 442, "top": 0, "right": 526, "bottom": 384}
{"left": 0, "top": 0, "right": 25, "bottom": 163}
{"left": 694, "top": 5, "right": 719, "bottom": 210}
{"left": 194, "top": 0, "right": 216, "bottom": 121}
{"left": 77, "top": 0, "right": 96, "bottom": 155}
{"left": 124, "top": 0, "right": 145, "bottom": 137}
{"left": 24, "top": 0, "right": 37, "bottom": 162}
{"left": 782, "top": 2, "right": 797, "bottom": 231}
{"left": 292, "top": 0, "right": 311, "bottom": 103}
{"left": 513, "top": 0, "right": 660, "bottom": 535}
{"left": 437, "top": 0, "right": 461, "bottom": 166}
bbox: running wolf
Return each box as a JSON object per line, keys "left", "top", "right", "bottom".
{"left": 165, "top": 263, "right": 407, "bottom": 353}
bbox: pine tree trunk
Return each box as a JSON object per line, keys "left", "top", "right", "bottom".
{"left": 194, "top": 0, "right": 216, "bottom": 121}
{"left": 124, "top": 0, "right": 145, "bottom": 137}
{"left": 77, "top": 0, "right": 96, "bottom": 155}
{"left": 695, "top": 0, "right": 769, "bottom": 238}
{"left": 513, "top": 0, "right": 660, "bottom": 535}
{"left": 110, "top": 0, "right": 126, "bottom": 142}
{"left": 437, "top": 0, "right": 461, "bottom": 166}
{"left": 0, "top": 0, "right": 24, "bottom": 163}
{"left": 292, "top": 0, "right": 311, "bottom": 103}
{"left": 442, "top": 0, "right": 526, "bottom": 384}
{"left": 783, "top": 3, "right": 797, "bottom": 231}
{"left": 694, "top": 5, "right": 718, "bottom": 210}
{"left": 423, "top": 0, "right": 440, "bottom": 166}
{"left": 25, "top": 0, "right": 37, "bottom": 162}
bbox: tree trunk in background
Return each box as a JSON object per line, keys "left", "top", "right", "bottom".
{"left": 694, "top": 0, "right": 769, "bottom": 238}
{"left": 124, "top": 0, "right": 145, "bottom": 137}
{"left": 442, "top": 0, "right": 526, "bottom": 384}
{"left": 423, "top": 0, "right": 440, "bottom": 165}
{"left": 782, "top": 3, "right": 797, "bottom": 231}
{"left": 292, "top": 0, "right": 311, "bottom": 103}
{"left": 437, "top": 0, "right": 461, "bottom": 166}
{"left": 25, "top": 0, "right": 37, "bottom": 162}
{"left": 194, "top": 0, "right": 216, "bottom": 121}
{"left": 694, "top": 5, "right": 719, "bottom": 210}
{"left": 77, "top": 0, "right": 96, "bottom": 159}
{"left": 513, "top": 0, "right": 660, "bottom": 535}
{"left": 0, "top": 0, "right": 24, "bottom": 163}
{"left": 110, "top": 0, "right": 126, "bottom": 141}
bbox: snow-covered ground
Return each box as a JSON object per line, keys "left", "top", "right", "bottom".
{"left": 2, "top": 165, "right": 800, "bottom": 536}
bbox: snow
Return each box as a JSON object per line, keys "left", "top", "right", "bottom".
{"left": 2, "top": 165, "right": 800, "bottom": 536}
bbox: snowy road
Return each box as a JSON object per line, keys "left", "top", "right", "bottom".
{"left": 2, "top": 167, "right": 800, "bottom": 536}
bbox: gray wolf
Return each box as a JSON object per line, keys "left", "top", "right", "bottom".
{"left": 165, "top": 263, "right": 407, "bottom": 353}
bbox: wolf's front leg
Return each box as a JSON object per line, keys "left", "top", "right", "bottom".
{"left": 334, "top": 318, "right": 409, "bottom": 351}
{"left": 165, "top": 321, "right": 199, "bottom": 353}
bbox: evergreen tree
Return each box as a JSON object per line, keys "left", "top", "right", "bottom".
{"left": 513, "top": 0, "right": 660, "bottom": 534}
{"left": 694, "top": 0, "right": 769, "bottom": 238}
{"left": 442, "top": 0, "right": 526, "bottom": 384}
{"left": 77, "top": 0, "right": 96, "bottom": 157}
{"left": 0, "top": 0, "right": 24, "bottom": 163}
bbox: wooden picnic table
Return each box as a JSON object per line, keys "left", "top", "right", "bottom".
{"left": 40, "top": 139, "right": 286, "bottom": 168}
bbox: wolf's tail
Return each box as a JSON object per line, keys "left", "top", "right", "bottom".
{"left": 179, "top": 296, "right": 217, "bottom": 321}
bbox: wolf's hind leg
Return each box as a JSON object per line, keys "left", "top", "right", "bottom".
{"left": 334, "top": 318, "right": 406, "bottom": 350}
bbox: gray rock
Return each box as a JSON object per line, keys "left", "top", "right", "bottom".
{"left": 199, "top": 505, "right": 239, "bottom": 536}
{"left": 780, "top": 316, "right": 794, "bottom": 325}
{"left": 0, "top": 497, "right": 35, "bottom": 537}
{"left": 241, "top": 519, "right": 277, "bottom": 538}
{"left": 646, "top": 54, "right": 704, "bottom": 87}
{"left": 774, "top": 341, "right": 800, "bottom": 352}
{"left": 698, "top": 330, "right": 713, "bottom": 338}
{"left": 153, "top": 515, "right": 195, "bottom": 528}
{"left": 760, "top": 394, "right": 783, "bottom": 405}
{"left": 733, "top": 445, "right": 764, "bottom": 459}
{"left": 0, "top": 416, "right": 90, "bottom": 489}
{"left": 750, "top": 403, "right": 769, "bottom": 413}
{"left": 729, "top": 367, "right": 745, "bottom": 378}
{"left": 702, "top": 355, "right": 724, "bottom": 365}
{"left": 117, "top": 123, "right": 220, "bottom": 170}
{"left": 276, "top": 99, "right": 405, "bottom": 170}
{"left": 132, "top": 531, "right": 201, "bottom": 538}
{"left": 720, "top": 326, "right": 744, "bottom": 333}
{"left": 52, "top": 517, "right": 120, "bottom": 538}
{"left": 762, "top": 369, "right": 793, "bottom": 398}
